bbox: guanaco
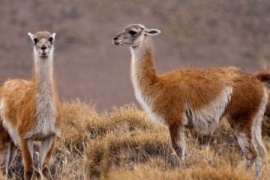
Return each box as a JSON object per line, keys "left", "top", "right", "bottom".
{"left": 113, "top": 24, "right": 268, "bottom": 179}
{"left": 0, "top": 31, "right": 62, "bottom": 180}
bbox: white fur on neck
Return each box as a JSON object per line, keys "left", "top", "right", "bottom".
{"left": 130, "top": 41, "right": 165, "bottom": 125}
{"left": 26, "top": 47, "right": 60, "bottom": 138}
{"left": 34, "top": 47, "right": 54, "bottom": 91}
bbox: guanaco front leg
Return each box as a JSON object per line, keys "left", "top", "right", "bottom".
{"left": 21, "top": 139, "right": 34, "bottom": 180}
{"left": 39, "top": 136, "right": 55, "bottom": 180}
{"left": 8, "top": 142, "right": 18, "bottom": 168}
{"left": 4, "top": 143, "right": 12, "bottom": 179}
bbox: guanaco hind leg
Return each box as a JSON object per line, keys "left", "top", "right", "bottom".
{"left": 253, "top": 126, "right": 266, "bottom": 179}
{"left": 20, "top": 139, "right": 34, "bottom": 180}
{"left": 169, "top": 124, "right": 186, "bottom": 159}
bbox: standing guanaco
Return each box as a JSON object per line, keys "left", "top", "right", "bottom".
{"left": 113, "top": 24, "right": 268, "bottom": 179}
{"left": 0, "top": 31, "right": 62, "bottom": 179}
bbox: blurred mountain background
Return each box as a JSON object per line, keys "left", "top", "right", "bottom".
{"left": 0, "top": 0, "right": 270, "bottom": 111}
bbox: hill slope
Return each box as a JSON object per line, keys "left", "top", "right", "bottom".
{"left": 2, "top": 101, "right": 270, "bottom": 179}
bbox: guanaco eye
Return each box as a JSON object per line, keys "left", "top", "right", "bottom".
{"left": 49, "top": 37, "right": 53, "bottom": 43}
{"left": 129, "top": 30, "right": 137, "bottom": 35}
{"left": 33, "top": 38, "right": 39, "bottom": 44}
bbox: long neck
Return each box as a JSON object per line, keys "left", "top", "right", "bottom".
{"left": 33, "top": 49, "right": 55, "bottom": 97}
{"left": 130, "top": 37, "right": 157, "bottom": 89}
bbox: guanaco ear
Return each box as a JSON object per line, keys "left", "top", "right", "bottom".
{"left": 49, "top": 33, "right": 56, "bottom": 43}
{"left": 28, "top": 32, "right": 38, "bottom": 44}
{"left": 145, "top": 29, "right": 161, "bottom": 36}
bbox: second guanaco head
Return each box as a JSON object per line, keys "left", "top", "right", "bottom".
{"left": 113, "top": 24, "right": 161, "bottom": 48}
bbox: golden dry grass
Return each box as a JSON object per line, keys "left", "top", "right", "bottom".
{"left": 3, "top": 100, "right": 270, "bottom": 179}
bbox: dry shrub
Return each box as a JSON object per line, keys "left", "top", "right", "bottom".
{"left": 85, "top": 131, "right": 171, "bottom": 178}
{"left": 59, "top": 100, "right": 108, "bottom": 153}
{"left": 109, "top": 105, "right": 153, "bottom": 132}
{"left": 107, "top": 165, "right": 253, "bottom": 180}
{"left": 83, "top": 105, "right": 172, "bottom": 178}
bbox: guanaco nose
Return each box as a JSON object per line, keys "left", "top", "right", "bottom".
{"left": 41, "top": 46, "right": 47, "bottom": 50}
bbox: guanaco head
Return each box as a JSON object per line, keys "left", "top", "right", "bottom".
{"left": 113, "top": 24, "right": 161, "bottom": 48}
{"left": 28, "top": 31, "right": 56, "bottom": 58}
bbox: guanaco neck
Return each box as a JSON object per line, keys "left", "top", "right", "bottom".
{"left": 130, "top": 36, "right": 158, "bottom": 92}
{"left": 33, "top": 48, "right": 55, "bottom": 99}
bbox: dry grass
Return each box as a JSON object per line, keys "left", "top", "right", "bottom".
{"left": 3, "top": 100, "right": 270, "bottom": 179}
{"left": 107, "top": 165, "right": 253, "bottom": 180}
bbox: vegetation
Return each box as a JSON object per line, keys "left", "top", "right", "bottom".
{"left": 2, "top": 100, "right": 270, "bottom": 179}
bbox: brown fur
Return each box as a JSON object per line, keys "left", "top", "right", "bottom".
{"left": 255, "top": 72, "right": 270, "bottom": 118}
{"left": 0, "top": 31, "right": 62, "bottom": 179}
{"left": 1, "top": 80, "right": 62, "bottom": 139}
{"left": 255, "top": 72, "right": 270, "bottom": 83}
{"left": 137, "top": 48, "right": 263, "bottom": 144}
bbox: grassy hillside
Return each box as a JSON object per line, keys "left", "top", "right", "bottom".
{"left": 2, "top": 101, "right": 270, "bottom": 179}
{"left": 1, "top": 1, "right": 270, "bottom": 179}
